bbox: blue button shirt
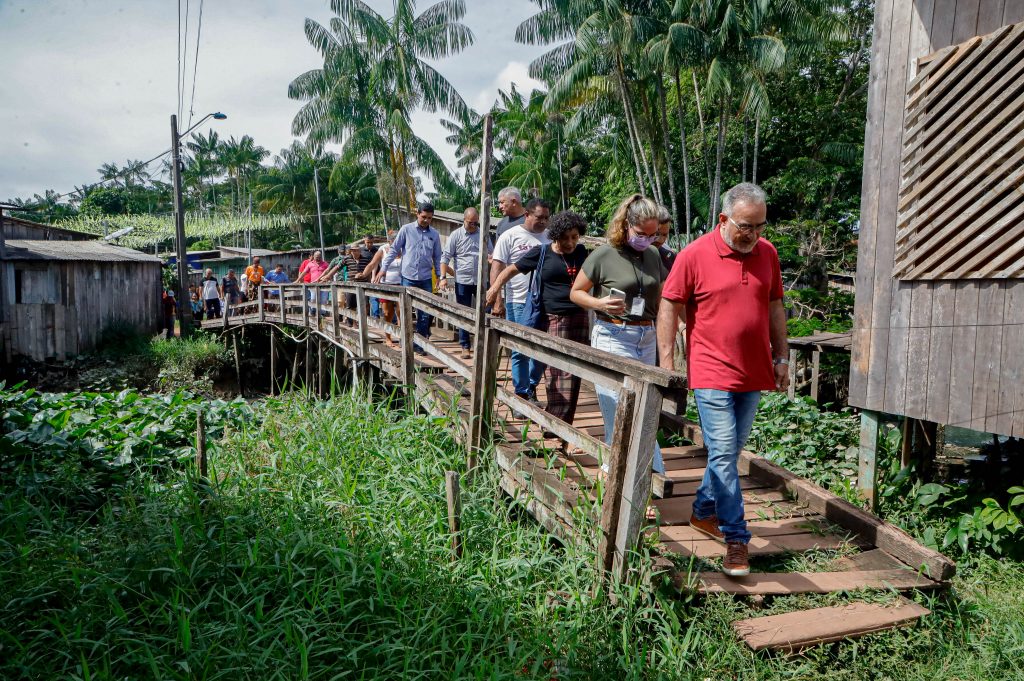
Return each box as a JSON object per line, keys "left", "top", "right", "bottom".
{"left": 380, "top": 221, "right": 442, "bottom": 282}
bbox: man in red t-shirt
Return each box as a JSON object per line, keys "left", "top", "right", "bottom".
{"left": 656, "top": 183, "right": 790, "bottom": 577}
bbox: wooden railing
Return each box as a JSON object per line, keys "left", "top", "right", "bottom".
{"left": 218, "top": 280, "right": 686, "bottom": 582}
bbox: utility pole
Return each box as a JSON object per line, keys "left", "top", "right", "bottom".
{"left": 171, "top": 114, "right": 194, "bottom": 337}
{"left": 313, "top": 164, "right": 325, "bottom": 253}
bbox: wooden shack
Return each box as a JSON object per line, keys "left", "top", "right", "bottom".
{"left": 0, "top": 213, "right": 99, "bottom": 241}
{"left": 850, "top": 1, "right": 1024, "bottom": 500}
{"left": 0, "top": 240, "right": 163, "bottom": 363}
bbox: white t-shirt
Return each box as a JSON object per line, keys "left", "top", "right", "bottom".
{"left": 201, "top": 279, "right": 220, "bottom": 300}
{"left": 381, "top": 242, "right": 403, "bottom": 284}
{"left": 492, "top": 225, "right": 551, "bottom": 304}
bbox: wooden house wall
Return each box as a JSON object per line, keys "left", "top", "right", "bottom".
{"left": 2, "top": 261, "right": 162, "bottom": 362}
{"left": 850, "top": 0, "right": 1024, "bottom": 437}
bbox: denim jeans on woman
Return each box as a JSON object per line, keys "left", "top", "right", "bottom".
{"left": 505, "top": 301, "right": 545, "bottom": 397}
{"left": 590, "top": 318, "right": 665, "bottom": 473}
{"left": 691, "top": 389, "right": 761, "bottom": 544}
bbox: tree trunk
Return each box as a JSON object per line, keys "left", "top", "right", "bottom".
{"left": 692, "top": 72, "right": 713, "bottom": 220}
{"left": 674, "top": 69, "right": 693, "bottom": 243}
{"left": 617, "top": 72, "right": 647, "bottom": 194}
{"left": 752, "top": 116, "right": 761, "bottom": 185}
{"left": 622, "top": 73, "right": 658, "bottom": 200}
{"left": 640, "top": 92, "right": 664, "bottom": 205}
{"left": 742, "top": 114, "right": 749, "bottom": 183}
{"left": 656, "top": 75, "right": 679, "bottom": 235}
{"left": 711, "top": 96, "right": 728, "bottom": 226}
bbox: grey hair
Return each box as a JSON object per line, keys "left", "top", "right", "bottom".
{"left": 498, "top": 186, "right": 522, "bottom": 202}
{"left": 656, "top": 205, "right": 672, "bottom": 223}
{"left": 722, "top": 182, "right": 767, "bottom": 216}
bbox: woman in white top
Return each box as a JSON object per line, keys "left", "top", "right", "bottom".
{"left": 200, "top": 269, "right": 222, "bottom": 319}
{"left": 364, "top": 230, "right": 403, "bottom": 347}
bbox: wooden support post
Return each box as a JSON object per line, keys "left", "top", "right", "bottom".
{"left": 280, "top": 286, "right": 287, "bottom": 324}
{"left": 787, "top": 348, "right": 798, "bottom": 399}
{"left": 269, "top": 327, "right": 277, "bottom": 396}
{"left": 232, "top": 332, "right": 242, "bottom": 395}
{"left": 302, "top": 284, "right": 310, "bottom": 330}
{"left": 810, "top": 349, "right": 821, "bottom": 402}
{"left": 598, "top": 386, "right": 637, "bottom": 575}
{"left": 900, "top": 417, "right": 913, "bottom": 470}
{"left": 858, "top": 410, "right": 881, "bottom": 509}
{"left": 305, "top": 335, "right": 313, "bottom": 394}
{"left": 332, "top": 284, "right": 340, "bottom": 340}
{"left": 222, "top": 301, "right": 229, "bottom": 330}
{"left": 195, "top": 411, "right": 207, "bottom": 478}
{"left": 356, "top": 287, "right": 369, "bottom": 385}
{"left": 332, "top": 348, "right": 342, "bottom": 397}
{"left": 445, "top": 470, "right": 463, "bottom": 560}
{"left": 611, "top": 379, "right": 664, "bottom": 582}
{"left": 258, "top": 285, "right": 265, "bottom": 323}
{"left": 317, "top": 337, "right": 326, "bottom": 398}
{"left": 468, "top": 113, "right": 495, "bottom": 468}
{"left": 399, "top": 291, "right": 415, "bottom": 398}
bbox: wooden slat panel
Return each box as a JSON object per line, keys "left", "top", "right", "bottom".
{"left": 691, "top": 570, "right": 939, "bottom": 596}
{"left": 894, "top": 21, "right": 1024, "bottom": 281}
{"left": 849, "top": 0, "right": 898, "bottom": 407}
{"left": 971, "top": 281, "right": 1005, "bottom": 430}
{"left": 732, "top": 598, "right": 931, "bottom": 651}
{"left": 977, "top": 0, "right": 1008, "bottom": 33}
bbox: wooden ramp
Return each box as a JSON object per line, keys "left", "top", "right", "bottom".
{"left": 204, "top": 282, "right": 955, "bottom": 606}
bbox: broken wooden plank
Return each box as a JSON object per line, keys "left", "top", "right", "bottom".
{"left": 833, "top": 548, "right": 909, "bottom": 572}
{"left": 679, "top": 569, "right": 938, "bottom": 596}
{"left": 732, "top": 597, "right": 931, "bottom": 651}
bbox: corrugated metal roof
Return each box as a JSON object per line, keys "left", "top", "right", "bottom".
{"left": 2, "top": 239, "right": 162, "bottom": 263}
{"left": 217, "top": 246, "right": 279, "bottom": 257}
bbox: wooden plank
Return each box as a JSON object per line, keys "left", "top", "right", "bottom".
{"left": 858, "top": 410, "right": 880, "bottom": 508}
{"left": 498, "top": 332, "right": 622, "bottom": 391}
{"left": 971, "top": 281, "right": 1005, "bottom": 431}
{"left": 653, "top": 490, "right": 788, "bottom": 525}
{"left": 883, "top": 281, "right": 913, "bottom": 414}
{"left": 866, "top": 0, "right": 915, "bottom": 410}
{"left": 996, "top": 283, "right": 1024, "bottom": 436}
{"left": 739, "top": 450, "right": 957, "bottom": 581}
{"left": 948, "top": 286, "right": 979, "bottom": 428}
{"left": 1006, "top": 1, "right": 1024, "bottom": 24}
{"left": 952, "top": 0, "right": 983, "bottom": 43}
{"left": 663, "top": 532, "right": 852, "bottom": 559}
{"left": 977, "top": 0, "right": 1009, "bottom": 33}
{"left": 612, "top": 378, "right": 664, "bottom": 581}
{"left": 849, "top": 0, "right": 897, "bottom": 407}
{"left": 833, "top": 548, "right": 909, "bottom": 571}
{"left": 688, "top": 571, "right": 938, "bottom": 597}
{"left": 926, "top": 284, "right": 956, "bottom": 423}
{"left": 598, "top": 386, "right": 636, "bottom": 574}
{"left": 659, "top": 516, "right": 828, "bottom": 541}
{"left": 494, "top": 385, "right": 608, "bottom": 461}
{"left": 732, "top": 598, "right": 931, "bottom": 651}
{"left": 905, "top": 287, "right": 932, "bottom": 420}
{"left": 931, "top": 0, "right": 959, "bottom": 49}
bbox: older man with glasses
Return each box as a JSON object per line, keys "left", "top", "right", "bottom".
{"left": 439, "top": 206, "right": 492, "bottom": 359}
{"left": 655, "top": 182, "right": 790, "bottom": 579}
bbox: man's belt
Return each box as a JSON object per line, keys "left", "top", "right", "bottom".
{"left": 596, "top": 314, "right": 653, "bottom": 327}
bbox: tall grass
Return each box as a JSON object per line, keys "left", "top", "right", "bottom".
{"left": 1, "top": 389, "right": 1022, "bottom": 679}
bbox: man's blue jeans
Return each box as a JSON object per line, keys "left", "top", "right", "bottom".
{"left": 590, "top": 319, "right": 665, "bottom": 473}
{"left": 454, "top": 282, "right": 477, "bottom": 349}
{"left": 505, "top": 301, "right": 544, "bottom": 396}
{"left": 692, "top": 389, "right": 762, "bottom": 544}
{"left": 402, "top": 277, "right": 433, "bottom": 342}
{"left": 369, "top": 296, "right": 380, "bottom": 318}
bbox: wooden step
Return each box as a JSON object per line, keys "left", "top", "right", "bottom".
{"left": 662, "top": 531, "right": 853, "bottom": 559}
{"left": 732, "top": 597, "right": 931, "bottom": 651}
{"left": 680, "top": 569, "right": 940, "bottom": 595}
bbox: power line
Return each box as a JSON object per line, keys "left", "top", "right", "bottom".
{"left": 180, "top": 0, "right": 190, "bottom": 121}
{"left": 25, "top": 148, "right": 174, "bottom": 206}
{"left": 186, "top": 0, "right": 205, "bottom": 130}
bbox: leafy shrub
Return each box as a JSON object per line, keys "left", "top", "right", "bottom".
{"left": 151, "top": 334, "right": 232, "bottom": 393}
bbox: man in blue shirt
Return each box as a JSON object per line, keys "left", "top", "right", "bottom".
{"left": 264, "top": 264, "right": 290, "bottom": 311}
{"left": 377, "top": 202, "right": 442, "bottom": 355}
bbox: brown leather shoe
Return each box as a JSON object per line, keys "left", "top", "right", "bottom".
{"left": 723, "top": 542, "right": 750, "bottom": 577}
{"left": 689, "top": 514, "right": 725, "bottom": 542}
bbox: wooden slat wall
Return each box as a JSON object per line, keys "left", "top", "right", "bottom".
{"left": 6, "top": 261, "right": 162, "bottom": 362}
{"left": 850, "top": 0, "right": 1024, "bottom": 437}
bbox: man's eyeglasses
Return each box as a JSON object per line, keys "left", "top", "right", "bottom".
{"left": 468, "top": 221, "right": 480, "bottom": 227}
{"left": 728, "top": 216, "right": 768, "bottom": 233}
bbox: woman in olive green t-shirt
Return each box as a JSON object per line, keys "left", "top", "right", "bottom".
{"left": 569, "top": 194, "right": 667, "bottom": 474}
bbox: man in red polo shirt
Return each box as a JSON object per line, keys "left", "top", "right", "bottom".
{"left": 656, "top": 183, "right": 790, "bottom": 577}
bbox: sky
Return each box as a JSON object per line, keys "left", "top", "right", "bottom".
{"left": 0, "top": 0, "right": 548, "bottom": 201}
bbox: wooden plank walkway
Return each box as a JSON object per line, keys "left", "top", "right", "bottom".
{"left": 204, "top": 282, "right": 955, "bottom": 598}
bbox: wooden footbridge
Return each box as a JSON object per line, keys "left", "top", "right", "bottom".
{"left": 205, "top": 281, "right": 954, "bottom": 647}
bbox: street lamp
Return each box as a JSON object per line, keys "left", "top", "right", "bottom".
{"left": 170, "top": 111, "right": 226, "bottom": 337}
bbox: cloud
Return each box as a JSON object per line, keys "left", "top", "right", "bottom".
{"left": 472, "top": 61, "right": 547, "bottom": 112}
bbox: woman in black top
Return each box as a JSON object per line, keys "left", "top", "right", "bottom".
{"left": 486, "top": 211, "right": 590, "bottom": 434}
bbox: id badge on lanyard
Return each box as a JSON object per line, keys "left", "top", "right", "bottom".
{"left": 630, "top": 295, "right": 646, "bottom": 317}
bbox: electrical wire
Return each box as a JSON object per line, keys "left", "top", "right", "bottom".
{"left": 180, "top": 0, "right": 190, "bottom": 122}
{"left": 186, "top": 0, "right": 205, "bottom": 130}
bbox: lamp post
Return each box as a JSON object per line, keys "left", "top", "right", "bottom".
{"left": 170, "top": 111, "right": 226, "bottom": 337}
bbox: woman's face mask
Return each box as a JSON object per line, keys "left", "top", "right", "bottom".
{"left": 627, "top": 232, "right": 657, "bottom": 251}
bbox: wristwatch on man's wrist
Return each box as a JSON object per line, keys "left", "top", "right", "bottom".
{"left": 773, "top": 357, "right": 790, "bottom": 366}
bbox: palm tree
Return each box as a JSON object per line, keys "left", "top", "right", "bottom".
{"left": 440, "top": 108, "right": 484, "bottom": 187}
{"left": 121, "top": 159, "right": 152, "bottom": 188}
{"left": 186, "top": 130, "right": 223, "bottom": 210}
{"left": 97, "top": 162, "right": 124, "bottom": 187}
{"left": 289, "top": 0, "right": 473, "bottom": 225}
{"left": 219, "top": 135, "right": 269, "bottom": 215}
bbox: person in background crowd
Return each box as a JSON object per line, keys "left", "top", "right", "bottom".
{"left": 495, "top": 186, "right": 528, "bottom": 240}
{"left": 201, "top": 268, "right": 222, "bottom": 319}
{"left": 377, "top": 202, "right": 442, "bottom": 356}
{"left": 569, "top": 194, "right": 668, "bottom": 477}
{"left": 440, "top": 206, "right": 492, "bottom": 359}
{"left": 487, "top": 210, "right": 589, "bottom": 444}
{"left": 490, "top": 197, "right": 552, "bottom": 403}
{"left": 297, "top": 250, "right": 329, "bottom": 316}
{"left": 222, "top": 269, "right": 241, "bottom": 316}
{"left": 190, "top": 290, "right": 204, "bottom": 323}
{"left": 656, "top": 182, "right": 788, "bottom": 578}
{"left": 264, "top": 263, "right": 290, "bottom": 311}
{"left": 654, "top": 205, "right": 677, "bottom": 274}
{"left": 356, "top": 233, "right": 381, "bottom": 318}
{"left": 363, "top": 228, "right": 403, "bottom": 347}
{"left": 244, "top": 256, "right": 265, "bottom": 301}
{"left": 322, "top": 244, "right": 362, "bottom": 327}
{"left": 162, "top": 289, "right": 177, "bottom": 339}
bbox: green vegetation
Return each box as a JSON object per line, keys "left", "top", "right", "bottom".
{"left": 2, "top": 387, "right": 1021, "bottom": 679}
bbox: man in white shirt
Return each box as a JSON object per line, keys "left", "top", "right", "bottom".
{"left": 439, "top": 207, "right": 492, "bottom": 359}
{"left": 490, "top": 197, "right": 551, "bottom": 402}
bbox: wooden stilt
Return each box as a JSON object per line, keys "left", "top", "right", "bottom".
{"left": 195, "top": 411, "right": 207, "bottom": 478}
{"left": 269, "top": 328, "right": 277, "bottom": 396}
{"left": 305, "top": 335, "right": 313, "bottom": 394}
{"left": 788, "top": 348, "right": 798, "bottom": 399}
{"left": 468, "top": 113, "right": 495, "bottom": 470}
{"left": 858, "top": 410, "right": 881, "bottom": 509}
{"left": 810, "top": 349, "right": 821, "bottom": 402}
{"left": 232, "top": 332, "right": 242, "bottom": 395}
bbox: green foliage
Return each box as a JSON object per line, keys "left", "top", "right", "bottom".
{"left": 150, "top": 335, "right": 233, "bottom": 393}
{"left": 0, "top": 385, "right": 252, "bottom": 513}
